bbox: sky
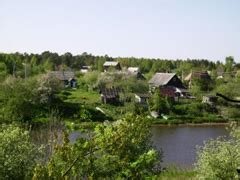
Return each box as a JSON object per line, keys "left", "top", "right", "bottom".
{"left": 0, "top": 0, "right": 240, "bottom": 62}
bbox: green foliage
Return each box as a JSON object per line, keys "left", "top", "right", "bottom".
{"left": 0, "top": 125, "right": 40, "bottom": 180}
{"left": 216, "top": 79, "right": 240, "bottom": 100}
{"left": 33, "top": 114, "right": 161, "bottom": 179}
{"left": 119, "top": 78, "right": 149, "bottom": 93}
{"left": 0, "top": 75, "right": 62, "bottom": 123}
{"left": 149, "top": 89, "right": 169, "bottom": 114}
{"left": 192, "top": 76, "right": 214, "bottom": 91}
{"left": 82, "top": 71, "right": 99, "bottom": 90}
{"left": 225, "top": 56, "right": 235, "bottom": 72}
{"left": 0, "top": 62, "right": 7, "bottom": 79}
{"left": 195, "top": 123, "right": 240, "bottom": 179}
{"left": 226, "top": 107, "right": 240, "bottom": 118}
{"left": 158, "top": 166, "right": 196, "bottom": 180}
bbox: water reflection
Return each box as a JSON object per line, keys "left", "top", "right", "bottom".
{"left": 151, "top": 125, "right": 228, "bottom": 168}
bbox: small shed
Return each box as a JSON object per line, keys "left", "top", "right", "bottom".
{"left": 99, "top": 87, "right": 124, "bottom": 104}
{"left": 202, "top": 95, "right": 218, "bottom": 105}
{"left": 80, "top": 66, "right": 91, "bottom": 73}
{"left": 135, "top": 93, "right": 151, "bottom": 104}
{"left": 128, "top": 67, "right": 140, "bottom": 73}
{"left": 103, "top": 61, "right": 121, "bottom": 72}
{"left": 50, "top": 71, "right": 77, "bottom": 88}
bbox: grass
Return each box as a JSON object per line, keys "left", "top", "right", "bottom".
{"left": 65, "top": 120, "right": 99, "bottom": 131}
{"left": 157, "top": 167, "right": 196, "bottom": 180}
{"left": 151, "top": 113, "right": 230, "bottom": 125}
{"left": 58, "top": 87, "right": 239, "bottom": 125}
{"left": 62, "top": 88, "right": 100, "bottom": 105}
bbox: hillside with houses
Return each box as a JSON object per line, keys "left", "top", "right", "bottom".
{"left": 0, "top": 52, "right": 239, "bottom": 125}
{"left": 0, "top": 52, "right": 240, "bottom": 179}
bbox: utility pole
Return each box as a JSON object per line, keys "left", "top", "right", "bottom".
{"left": 22, "top": 59, "right": 27, "bottom": 80}
{"left": 12, "top": 61, "right": 16, "bottom": 77}
{"left": 25, "top": 59, "right": 27, "bottom": 80}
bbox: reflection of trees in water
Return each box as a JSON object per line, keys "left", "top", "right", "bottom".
{"left": 29, "top": 115, "right": 65, "bottom": 162}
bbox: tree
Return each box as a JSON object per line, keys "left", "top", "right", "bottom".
{"left": 195, "top": 123, "right": 240, "bottom": 179}
{"left": 192, "top": 77, "right": 215, "bottom": 92}
{"left": 149, "top": 89, "right": 168, "bottom": 115}
{"left": 33, "top": 114, "right": 161, "bottom": 179}
{"left": 83, "top": 71, "right": 100, "bottom": 90}
{"left": 0, "top": 125, "right": 40, "bottom": 179}
{"left": 225, "top": 56, "right": 235, "bottom": 72}
{"left": 0, "top": 62, "right": 7, "bottom": 79}
{"left": 0, "top": 75, "right": 62, "bottom": 123}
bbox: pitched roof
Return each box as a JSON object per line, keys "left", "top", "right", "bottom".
{"left": 184, "top": 71, "right": 211, "bottom": 81}
{"left": 135, "top": 93, "right": 151, "bottom": 98}
{"left": 103, "top": 61, "right": 119, "bottom": 66}
{"left": 50, "top": 71, "right": 75, "bottom": 81}
{"left": 128, "top": 67, "right": 139, "bottom": 73}
{"left": 149, "top": 73, "right": 176, "bottom": 86}
{"left": 99, "top": 87, "right": 124, "bottom": 98}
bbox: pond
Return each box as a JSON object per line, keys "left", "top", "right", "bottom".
{"left": 151, "top": 125, "right": 228, "bottom": 168}
{"left": 30, "top": 124, "right": 229, "bottom": 169}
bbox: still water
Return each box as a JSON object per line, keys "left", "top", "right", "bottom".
{"left": 151, "top": 125, "right": 228, "bottom": 168}
{"left": 31, "top": 124, "right": 228, "bottom": 169}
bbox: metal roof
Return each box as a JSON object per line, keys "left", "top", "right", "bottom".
{"left": 103, "top": 61, "right": 119, "bottom": 66}
{"left": 128, "top": 67, "right": 139, "bottom": 73}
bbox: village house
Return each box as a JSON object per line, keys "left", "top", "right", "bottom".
{"left": 103, "top": 61, "right": 121, "bottom": 72}
{"left": 149, "top": 73, "right": 187, "bottom": 99}
{"left": 127, "top": 67, "right": 146, "bottom": 80}
{"left": 50, "top": 71, "right": 77, "bottom": 88}
{"left": 184, "top": 71, "right": 211, "bottom": 88}
{"left": 99, "top": 87, "right": 124, "bottom": 104}
{"left": 80, "top": 66, "right": 91, "bottom": 73}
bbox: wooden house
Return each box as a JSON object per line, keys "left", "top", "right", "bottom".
{"left": 103, "top": 61, "right": 121, "bottom": 72}
{"left": 149, "top": 73, "right": 185, "bottom": 89}
{"left": 127, "top": 67, "right": 146, "bottom": 80}
{"left": 99, "top": 87, "right": 124, "bottom": 104}
{"left": 149, "top": 73, "right": 188, "bottom": 100}
{"left": 149, "top": 73, "right": 187, "bottom": 99}
{"left": 50, "top": 71, "right": 77, "bottom": 88}
{"left": 184, "top": 71, "right": 211, "bottom": 88}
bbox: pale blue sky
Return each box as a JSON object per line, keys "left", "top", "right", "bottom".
{"left": 0, "top": 0, "right": 240, "bottom": 62}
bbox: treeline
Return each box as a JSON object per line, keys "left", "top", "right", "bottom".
{"left": 1, "top": 51, "right": 238, "bottom": 77}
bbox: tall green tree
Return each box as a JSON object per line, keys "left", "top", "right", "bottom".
{"left": 225, "top": 56, "right": 235, "bottom": 72}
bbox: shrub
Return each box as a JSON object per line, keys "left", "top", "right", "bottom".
{"left": 195, "top": 123, "right": 240, "bottom": 179}
{"left": 0, "top": 125, "right": 40, "bottom": 179}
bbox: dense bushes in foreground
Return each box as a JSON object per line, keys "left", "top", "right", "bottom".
{"left": 1, "top": 114, "right": 161, "bottom": 179}
{"left": 1, "top": 118, "right": 240, "bottom": 179}
{"left": 195, "top": 123, "right": 240, "bottom": 179}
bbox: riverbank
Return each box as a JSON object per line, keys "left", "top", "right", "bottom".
{"left": 152, "top": 122, "right": 229, "bottom": 127}
{"left": 151, "top": 115, "right": 240, "bottom": 126}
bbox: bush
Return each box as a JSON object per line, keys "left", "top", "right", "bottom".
{"left": 0, "top": 125, "right": 40, "bottom": 179}
{"left": 195, "top": 123, "right": 240, "bottom": 179}
{"left": 33, "top": 114, "right": 161, "bottom": 179}
{"left": 227, "top": 107, "right": 240, "bottom": 118}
